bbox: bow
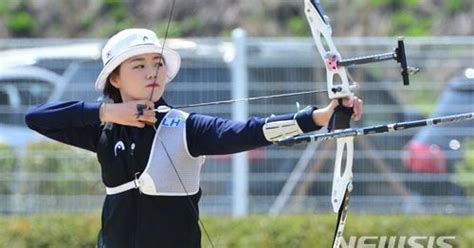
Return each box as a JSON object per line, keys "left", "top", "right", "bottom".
{"left": 278, "top": 0, "right": 470, "bottom": 247}
{"left": 302, "top": 1, "right": 418, "bottom": 247}
{"left": 304, "top": 2, "right": 354, "bottom": 247}
{"left": 145, "top": 1, "right": 424, "bottom": 247}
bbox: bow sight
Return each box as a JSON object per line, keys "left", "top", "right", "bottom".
{"left": 337, "top": 38, "right": 420, "bottom": 86}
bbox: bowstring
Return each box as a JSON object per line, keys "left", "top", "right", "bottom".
{"left": 148, "top": 0, "right": 215, "bottom": 247}
{"left": 171, "top": 89, "right": 328, "bottom": 109}
{"left": 149, "top": 0, "right": 176, "bottom": 102}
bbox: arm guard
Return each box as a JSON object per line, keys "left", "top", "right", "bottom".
{"left": 262, "top": 119, "right": 303, "bottom": 142}
{"left": 262, "top": 106, "right": 318, "bottom": 142}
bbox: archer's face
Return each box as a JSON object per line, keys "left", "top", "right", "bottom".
{"left": 110, "top": 53, "right": 168, "bottom": 102}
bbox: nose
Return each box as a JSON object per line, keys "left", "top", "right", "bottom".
{"left": 146, "top": 68, "right": 157, "bottom": 80}
{"left": 147, "top": 73, "right": 156, "bottom": 80}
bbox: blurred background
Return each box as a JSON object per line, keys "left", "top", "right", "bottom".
{"left": 0, "top": 0, "right": 472, "bottom": 246}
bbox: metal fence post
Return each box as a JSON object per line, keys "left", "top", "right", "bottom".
{"left": 231, "top": 28, "right": 249, "bottom": 217}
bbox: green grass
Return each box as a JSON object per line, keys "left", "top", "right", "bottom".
{"left": 0, "top": 213, "right": 472, "bottom": 247}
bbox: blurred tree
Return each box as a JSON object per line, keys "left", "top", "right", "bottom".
{"left": 0, "top": 0, "right": 472, "bottom": 38}
{"left": 4, "top": 0, "right": 37, "bottom": 37}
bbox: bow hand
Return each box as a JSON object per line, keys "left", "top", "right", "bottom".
{"left": 328, "top": 99, "right": 354, "bottom": 132}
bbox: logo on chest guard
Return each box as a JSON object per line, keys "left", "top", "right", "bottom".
{"left": 162, "top": 117, "right": 183, "bottom": 127}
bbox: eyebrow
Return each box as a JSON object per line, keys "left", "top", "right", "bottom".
{"left": 128, "top": 56, "right": 165, "bottom": 64}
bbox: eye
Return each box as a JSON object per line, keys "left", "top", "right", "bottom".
{"left": 155, "top": 62, "right": 164, "bottom": 67}
{"left": 133, "top": 64, "right": 145, "bottom": 69}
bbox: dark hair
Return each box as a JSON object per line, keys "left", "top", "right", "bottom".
{"left": 103, "top": 66, "right": 122, "bottom": 103}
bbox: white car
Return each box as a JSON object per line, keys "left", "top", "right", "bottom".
{"left": 0, "top": 43, "right": 104, "bottom": 149}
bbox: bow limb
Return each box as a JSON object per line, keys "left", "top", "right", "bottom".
{"left": 327, "top": 106, "right": 354, "bottom": 248}
{"left": 304, "top": 0, "right": 354, "bottom": 99}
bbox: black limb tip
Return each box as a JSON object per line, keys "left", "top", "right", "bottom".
{"left": 311, "top": 0, "right": 327, "bottom": 23}
{"left": 396, "top": 38, "right": 410, "bottom": 86}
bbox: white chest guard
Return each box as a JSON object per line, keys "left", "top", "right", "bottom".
{"left": 105, "top": 109, "right": 205, "bottom": 196}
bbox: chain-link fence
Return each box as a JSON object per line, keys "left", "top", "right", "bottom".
{"left": 0, "top": 36, "right": 473, "bottom": 215}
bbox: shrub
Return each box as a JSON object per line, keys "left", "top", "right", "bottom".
{"left": 455, "top": 138, "right": 474, "bottom": 196}
{"left": 22, "top": 142, "right": 101, "bottom": 195}
{"left": 0, "top": 214, "right": 472, "bottom": 247}
{"left": 0, "top": 144, "right": 17, "bottom": 194}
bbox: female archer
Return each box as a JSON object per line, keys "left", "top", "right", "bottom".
{"left": 25, "top": 28, "right": 362, "bottom": 247}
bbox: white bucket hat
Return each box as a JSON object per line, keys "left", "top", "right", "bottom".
{"left": 95, "top": 28, "right": 181, "bottom": 91}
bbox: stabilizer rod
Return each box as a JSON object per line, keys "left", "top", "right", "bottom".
{"left": 337, "top": 38, "right": 420, "bottom": 86}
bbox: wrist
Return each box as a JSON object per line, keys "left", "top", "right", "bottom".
{"left": 312, "top": 107, "right": 331, "bottom": 127}
{"left": 99, "top": 103, "right": 108, "bottom": 122}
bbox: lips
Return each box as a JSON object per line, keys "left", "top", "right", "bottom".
{"left": 146, "top": 83, "right": 160, "bottom": 88}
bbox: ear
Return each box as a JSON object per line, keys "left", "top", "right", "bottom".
{"left": 109, "top": 73, "right": 120, "bottom": 89}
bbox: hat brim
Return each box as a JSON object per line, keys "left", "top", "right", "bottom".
{"left": 95, "top": 44, "right": 181, "bottom": 91}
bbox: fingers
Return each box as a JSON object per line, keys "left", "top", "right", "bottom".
{"left": 135, "top": 100, "right": 157, "bottom": 127}
{"left": 338, "top": 96, "right": 363, "bottom": 122}
{"left": 136, "top": 100, "right": 154, "bottom": 113}
{"left": 132, "top": 121, "right": 146, "bottom": 128}
{"left": 104, "top": 100, "right": 158, "bottom": 128}
{"left": 351, "top": 96, "right": 363, "bottom": 121}
{"left": 341, "top": 95, "right": 354, "bottom": 108}
{"left": 137, "top": 111, "right": 157, "bottom": 123}
{"left": 142, "top": 100, "right": 155, "bottom": 110}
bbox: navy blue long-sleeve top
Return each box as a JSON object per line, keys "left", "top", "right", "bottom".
{"left": 25, "top": 98, "right": 321, "bottom": 248}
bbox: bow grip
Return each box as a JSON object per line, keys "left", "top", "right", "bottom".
{"left": 328, "top": 99, "right": 353, "bottom": 132}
